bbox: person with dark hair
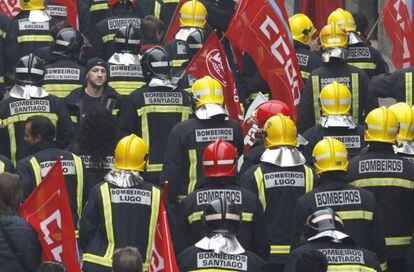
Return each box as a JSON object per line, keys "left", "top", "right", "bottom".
{"left": 37, "top": 261, "right": 67, "bottom": 272}
{"left": 0, "top": 172, "right": 41, "bottom": 271}
{"left": 112, "top": 247, "right": 143, "bottom": 272}
{"left": 16, "top": 115, "right": 86, "bottom": 239}
{"left": 140, "top": 15, "right": 164, "bottom": 53}
{"left": 296, "top": 250, "right": 328, "bottom": 272}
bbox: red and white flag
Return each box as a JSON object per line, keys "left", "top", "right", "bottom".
{"left": 226, "top": 0, "right": 303, "bottom": 118}
{"left": 0, "top": 0, "right": 21, "bottom": 18}
{"left": 186, "top": 32, "right": 243, "bottom": 123}
{"left": 383, "top": 0, "right": 414, "bottom": 69}
{"left": 18, "top": 160, "right": 81, "bottom": 272}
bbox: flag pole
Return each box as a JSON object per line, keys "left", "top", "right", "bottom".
{"left": 366, "top": 7, "right": 385, "bottom": 42}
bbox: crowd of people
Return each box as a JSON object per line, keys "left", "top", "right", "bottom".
{"left": 1, "top": 0, "right": 414, "bottom": 272}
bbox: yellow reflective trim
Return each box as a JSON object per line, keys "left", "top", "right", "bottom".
{"left": 0, "top": 161, "right": 4, "bottom": 173}
{"left": 327, "top": 264, "right": 377, "bottom": 272}
{"left": 146, "top": 163, "right": 163, "bottom": 172}
{"left": 351, "top": 73, "right": 359, "bottom": 122}
{"left": 188, "top": 149, "right": 197, "bottom": 195}
{"left": 188, "top": 270, "right": 238, "bottom": 272}
{"left": 17, "top": 35, "right": 53, "bottom": 43}
{"left": 336, "top": 210, "right": 373, "bottom": 221}
{"left": 29, "top": 157, "right": 42, "bottom": 185}
{"left": 177, "top": 194, "right": 187, "bottom": 202}
{"left": 161, "top": 0, "right": 179, "bottom": 2}
{"left": 349, "top": 62, "right": 377, "bottom": 70}
{"left": 253, "top": 167, "right": 266, "bottom": 210}
{"left": 304, "top": 165, "right": 314, "bottom": 193}
{"left": 385, "top": 236, "right": 411, "bottom": 246}
{"left": 0, "top": 29, "right": 6, "bottom": 38}
{"left": 380, "top": 261, "right": 387, "bottom": 271}
{"left": 350, "top": 178, "right": 414, "bottom": 190}
{"left": 312, "top": 75, "right": 321, "bottom": 122}
{"left": 242, "top": 212, "right": 253, "bottom": 222}
{"left": 42, "top": 84, "right": 81, "bottom": 97}
{"left": 0, "top": 76, "right": 4, "bottom": 83}
{"left": 70, "top": 116, "right": 78, "bottom": 123}
{"left": 145, "top": 187, "right": 161, "bottom": 269}
{"left": 301, "top": 70, "right": 310, "bottom": 79}
{"left": 112, "top": 109, "right": 119, "bottom": 116}
{"left": 102, "top": 34, "right": 115, "bottom": 43}
{"left": 83, "top": 253, "right": 112, "bottom": 267}
{"left": 101, "top": 183, "right": 115, "bottom": 258}
{"left": 406, "top": 72, "right": 412, "bottom": 105}
{"left": 172, "top": 59, "right": 188, "bottom": 67}
{"left": 270, "top": 245, "right": 291, "bottom": 254}
{"left": 154, "top": 1, "right": 161, "bottom": 18}
{"left": 75, "top": 230, "right": 79, "bottom": 238}
{"left": 90, "top": 3, "right": 109, "bottom": 12}
{"left": 108, "top": 81, "right": 145, "bottom": 89}
{"left": 188, "top": 211, "right": 203, "bottom": 223}
{"left": 73, "top": 154, "right": 84, "bottom": 229}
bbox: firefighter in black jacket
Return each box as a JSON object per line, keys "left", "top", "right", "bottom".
{"left": 87, "top": 0, "right": 111, "bottom": 26}
{"left": 291, "top": 137, "right": 387, "bottom": 270}
{"left": 42, "top": 27, "right": 86, "bottom": 98}
{"left": 297, "top": 23, "right": 376, "bottom": 134}
{"left": 162, "top": 75, "right": 243, "bottom": 205}
{"left": 79, "top": 134, "right": 161, "bottom": 272}
{"left": 289, "top": 13, "right": 322, "bottom": 82}
{"left": 389, "top": 103, "right": 414, "bottom": 164}
{"left": 0, "top": 12, "right": 12, "bottom": 100}
{"left": 177, "top": 197, "right": 268, "bottom": 272}
{"left": 16, "top": 115, "right": 85, "bottom": 237}
{"left": 240, "top": 114, "right": 315, "bottom": 271}
{"left": 118, "top": 46, "right": 192, "bottom": 185}
{"left": 286, "top": 208, "right": 382, "bottom": 272}
{"left": 348, "top": 106, "right": 414, "bottom": 272}
{"left": 302, "top": 81, "right": 366, "bottom": 163}
{"left": 174, "top": 139, "right": 268, "bottom": 259}
{"left": 0, "top": 54, "right": 74, "bottom": 164}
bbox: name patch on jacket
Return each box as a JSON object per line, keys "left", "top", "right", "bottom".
{"left": 325, "top": 135, "right": 361, "bottom": 148}
{"left": 359, "top": 159, "right": 403, "bottom": 173}
{"left": 348, "top": 47, "right": 371, "bottom": 59}
{"left": 321, "top": 77, "right": 350, "bottom": 88}
{"left": 107, "top": 18, "right": 140, "bottom": 30}
{"left": 315, "top": 190, "right": 361, "bottom": 207}
{"left": 18, "top": 18, "right": 49, "bottom": 31}
{"left": 143, "top": 92, "right": 183, "bottom": 105}
{"left": 44, "top": 68, "right": 81, "bottom": 81}
{"left": 195, "top": 128, "right": 234, "bottom": 142}
{"left": 9, "top": 100, "right": 50, "bottom": 115}
{"left": 40, "top": 160, "right": 75, "bottom": 177}
{"left": 319, "top": 248, "right": 364, "bottom": 264}
{"left": 46, "top": 5, "right": 67, "bottom": 17}
{"left": 110, "top": 188, "right": 151, "bottom": 205}
{"left": 81, "top": 155, "right": 114, "bottom": 169}
{"left": 264, "top": 172, "right": 305, "bottom": 188}
{"left": 196, "top": 189, "right": 242, "bottom": 205}
{"left": 296, "top": 53, "right": 309, "bottom": 66}
{"left": 109, "top": 65, "right": 142, "bottom": 77}
{"left": 196, "top": 252, "right": 248, "bottom": 271}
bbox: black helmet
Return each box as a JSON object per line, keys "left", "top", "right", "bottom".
{"left": 141, "top": 46, "right": 171, "bottom": 81}
{"left": 114, "top": 23, "right": 142, "bottom": 54}
{"left": 51, "top": 28, "right": 84, "bottom": 58}
{"left": 202, "top": 197, "right": 241, "bottom": 236}
{"left": 15, "top": 54, "right": 45, "bottom": 86}
{"left": 305, "top": 208, "right": 344, "bottom": 239}
{"left": 186, "top": 28, "right": 208, "bottom": 58}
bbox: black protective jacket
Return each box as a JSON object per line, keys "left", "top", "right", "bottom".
{"left": 294, "top": 41, "right": 322, "bottom": 83}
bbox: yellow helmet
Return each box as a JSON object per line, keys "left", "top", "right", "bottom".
{"left": 114, "top": 134, "right": 149, "bottom": 171}
{"left": 179, "top": 0, "right": 207, "bottom": 28}
{"left": 319, "top": 23, "right": 348, "bottom": 48}
{"left": 20, "top": 0, "right": 45, "bottom": 10}
{"left": 319, "top": 81, "right": 351, "bottom": 116}
{"left": 262, "top": 114, "right": 297, "bottom": 148}
{"left": 192, "top": 76, "right": 224, "bottom": 108}
{"left": 313, "top": 137, "right": 348, "bottom": 174}
{"left": 327, "top": 8, "right": 356, "bottom": 32}
{"left": 389, "top": 103, "right": 414, "bottom": 141}
{"left": 365, "top": 107, "right": 398, "bottom": 144}
{"left": 289, "top": 13, "right": 316, "bottom": 45}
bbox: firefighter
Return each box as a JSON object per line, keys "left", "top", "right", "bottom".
{"left": 107, "top": 23, "right": 146, "bottom": 96}
{"left": 162, "top": 76, "right": 243, "bottom": 205}
{"left": 328, "top": 8, "right": 388, "bottom": 79}
{"left": 297, "top": 23, "right": 376, "bottom": 134}
{"left": 177, "top": 197, "right": 268, "bottom": 272}
{"left": 348, "top": 106, "right": 414, "bottom": 272}
{"left": 289, "top": 13, "right": 322, "bottom": 82}
{"left": 96, "top": 0, "right": 141, "bottom": 61}
{"left": 79, "top": 134, "right": 161, "bottom": 272}
{"left": 42, "top": 27, "right": 86, "bottom": 98}
{"left": 285, "top": 208, "right": 382, "bottom": 272}
{"left": 86, "top": 0, "right": 111, "bottom": 26}
{"left": 291, "top": 137, "right": 386, "bottom": 270}
{"left": 174, "top": 139, "right": 268, "bottom": 259}
{"left": 0, "top": 54, "right": 74, "bottom": 164}
{"left": 117, "top": 46, "right": 192, "bottom": 185}
{"left": 16, "top": 115, "right": 85, "bottom": 237}
{"left": 240, "top": 114, "right": 315, "bottom": 271}
{"left": 0, "top": 12, "right": 12, "bottom": 100}
{"left": 302, "top": 81, "right": 366, "bottom": 163}
{"left": 389, "top": 103, "right": 414, "bottom": 164}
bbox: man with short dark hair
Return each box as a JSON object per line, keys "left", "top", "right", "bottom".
{"left": 112, "top": 247, "right": 143, "bottom": 272}
{"left": 37, "top": 261, "right": 67, "bottom": 272}
{"left": 296, "top": 250, "right": 328, "bottom": 272}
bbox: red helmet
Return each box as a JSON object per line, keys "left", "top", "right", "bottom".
{"left": 254, "top": 100, "right": 292, "bottom": 128}
{"left": 109, "top": 0, "right": 135, "bottom": 9}
{"left": 202, "top": 139, "right": 237, "bottom": 178}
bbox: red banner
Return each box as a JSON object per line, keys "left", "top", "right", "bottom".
{"left": 186, "top": 32, "right": 243, "bottom": 123}
{"left": 383, "top": 0, "right": 414, "bottom": 69}
{"left": 300, "top": 0, "right": 343, "bottom": 32}
{"left": 163, "top": 0, "right": 190, "bottom": 44}
{"left": 18, "top": 160, "right": 81, "bottom": 272}
{"left": 226, "top": 0, "right": 303, "bottom": 118}
{"left": 0, "top": 0, "right": 21, "bottom": 18}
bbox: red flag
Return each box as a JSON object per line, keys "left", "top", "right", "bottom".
{"left": 163, "top": 0, "right": 190, "bottom": 44}
{"left": 186, "top": 32, "right": 243, "bottom": 123}
{"left": 299, "top": 0, "right": 343, "bottom": 32}
{"left": 149, "top": 183, "right": 179, "bottom": 272}
{"left": 226, "top": 0, "right": 303, "bottom": 118}
{"left": 18, "top": 160, "right": 81, "bottom": 272}
{"left": 383, "top": 0, "right": 414, "bottom": 69}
